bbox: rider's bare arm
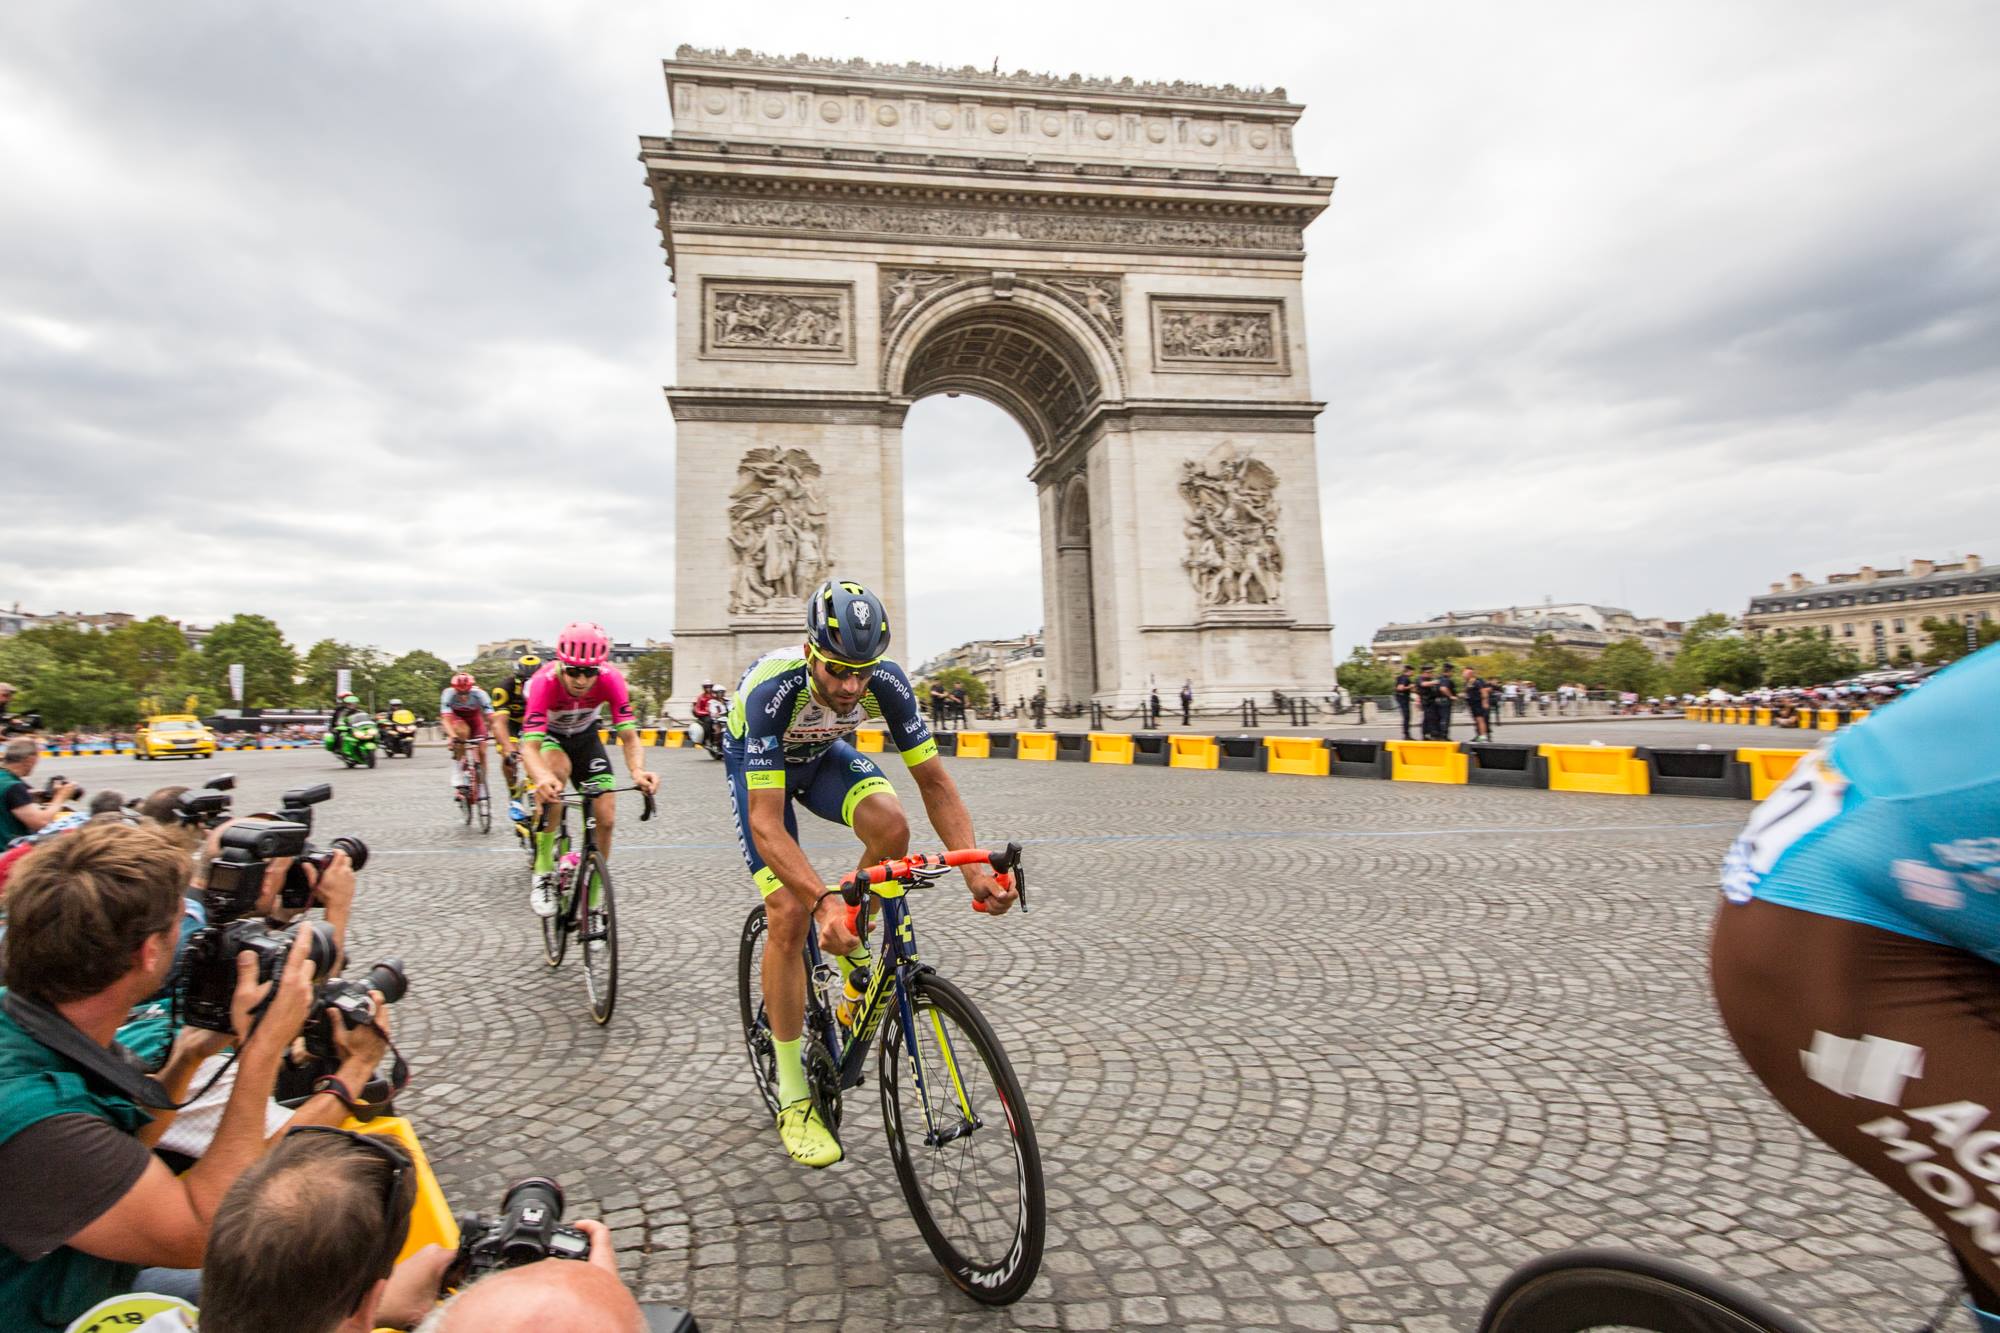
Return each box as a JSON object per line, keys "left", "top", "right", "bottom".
{"left": 908, "top": 760, "right": 1014, "bottom": 912}
{"left": 617, "top": 728, "right": 658, "bottom": 794}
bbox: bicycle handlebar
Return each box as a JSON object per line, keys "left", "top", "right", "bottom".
{"left": 838, "top": 841, "right": 1027, "bottom": 914}
{"left": 557, "top": 785, "right": 658, "bottom": 822}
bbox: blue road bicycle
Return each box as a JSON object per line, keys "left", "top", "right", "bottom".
{"left": 736, "top": 843, "right": 1046, "bottom": 1305}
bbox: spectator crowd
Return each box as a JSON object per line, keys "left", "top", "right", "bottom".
{"left": 0, "top": 744, "right": 659, "bottom": 1332}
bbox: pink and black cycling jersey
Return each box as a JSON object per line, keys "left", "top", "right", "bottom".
{"left": 519, "top": 664, "right": 637, "bottom": 740}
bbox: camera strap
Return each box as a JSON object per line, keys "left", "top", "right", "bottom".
{"left": 1, "top": 992, "right": 181, "bottom": 1111}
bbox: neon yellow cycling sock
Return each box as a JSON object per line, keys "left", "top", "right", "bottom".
{"left": 534, "top": 830, "right": 555, "bottom": 874}
{"left": 774, "top": 1036, "right": 809, "bottom": 1106}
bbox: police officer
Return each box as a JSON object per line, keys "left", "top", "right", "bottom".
{"left": 1435, "top": 664, "right": 1459, "bottom": 741}
{"left": 1393, "top": 665, "right": 1415, "bottom": 739}
{"left": 1416, "top": 664, "right": 1440, "bottom": 740}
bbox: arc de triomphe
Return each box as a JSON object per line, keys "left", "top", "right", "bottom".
{"left": 642, "top": 47, "right": 1336, "bottom": 711}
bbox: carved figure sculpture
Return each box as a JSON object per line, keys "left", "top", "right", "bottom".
{"left": 1160, "top": 309, "right": 1276, "bottom": 361}
{"left": 882, "top": 269, "right": 955, "bottom": 329}
{"left": 712, "top": 289, "right": 845, "bottom": 351}
{"left": 1048, "top": 276, "right": 1122, "bottom": 343}
{"left": 728, "top": 448, "right": 830, "bottom": 613}
{"left": 1179, "top": 445, "right": 1283, "bottom": 607}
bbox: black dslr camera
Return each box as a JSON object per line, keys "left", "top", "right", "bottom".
{"left": 172, "top": 774, "right": 236, "bottom": 828}
{"left": 0, "top": 710, "right": 40, "bottom": 736}
{"left": 303, "top": 958, "right": 407, "bottom": 1062}
{"left": 445, "top": 1178, "right": 591, "bottom": 1289}
{"left": 272, "top": 784, "right": 370, "bottom": 911}
{"left": 34, "top": 775, "right": 82, "bottom": 804}
{"left": 179, "top": 818, "right": 341, "bottom": 1032}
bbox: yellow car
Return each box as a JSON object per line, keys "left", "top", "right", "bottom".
{"left": 134, "top": 714, "right": 217, "bottom": 760}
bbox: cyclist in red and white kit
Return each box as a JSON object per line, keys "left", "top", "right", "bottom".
{"left": 517, "top": 622, "right": 660, "bottom": 917}
{"left": 439, "top": 672, "right": 493, "bottom": 800}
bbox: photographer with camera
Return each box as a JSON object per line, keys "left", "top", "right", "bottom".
{"left": 0, "top": 681, "right": 41, "bottom": 738}
{"left": 0, "top": 822, "right": 389, "bottom": 1330}
{"left": 1, "top": 738, "right": 80, "bottom": 848}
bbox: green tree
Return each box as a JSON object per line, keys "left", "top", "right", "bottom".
{"left": 1406, "top": 635, "right": 1469, "bottom": 665}
{"left": 1760, "top": 629, "right": 1865, "bottom": 687}
{"left": 1679, "top": 612, "right": 1732, "bottom": 650}
{"left": 1334, "top": 647, "right": 1395, "bottom": 697}
{"left": 378, "top": 650, "right": 453, "bottom": 712}
{"left": 1458, "top": 649, "right": 1531, "bottom": 684}
{"left": 102, "top": 616, "right": 194, "bottom": 694}
{"left": 626, "top": 649, "right": 675, "bottom": 718}
{"left": 199, "top": 614, "right": 298, "bottom": 707}
{"left": 1919, "top": 616, "right": 2000, "bottom": 665}
{"left": 1667, "top": 634, "right": 1764, "bottom": 694}
{"left": 1525, "top": 634, "right": 1594, "bottom": 691}
{"left": 925, "top": 667, "right": 990, "bottom": 708}
{"left": 29, "top": 661, "right": 138, "bottom": 731}
{"left": 1589, "top": 639, "right": 1661, "bottom": 695}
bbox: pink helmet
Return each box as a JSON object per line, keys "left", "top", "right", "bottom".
{"left": 450, "top": 672, "right": 475, "bottom": 691}
{"left": 556, "top": 621, "right": 611, "bottom": 668}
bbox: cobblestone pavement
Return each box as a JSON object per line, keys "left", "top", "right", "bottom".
{"left": 59, "top": 750, "right": 1964, "bottom": 1330}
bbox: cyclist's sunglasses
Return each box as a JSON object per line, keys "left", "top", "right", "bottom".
{"left": 809, "top": 647, "right": 877, "bottom": 682}
{"left": 562, "top": 665, "right": 601, "bottom": 679}
{"left": 287, "top": 1125, "right": 413, "bottom": 1277}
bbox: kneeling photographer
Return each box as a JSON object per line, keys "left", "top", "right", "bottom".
{"left": 1, "top": 738, "right": 79, "bottom": 851}
{"left": 0, "top": 820, "right": 393, "bottom": 1331}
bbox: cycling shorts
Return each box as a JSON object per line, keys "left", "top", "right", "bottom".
{"left": 724, "top": 739, "right": 894, "bottom": 898}
{"left": 443, "top": 710, "right": 489, "bottom": 740}
{"left": 542, "top": 727, "right": 614, "bottom": 795}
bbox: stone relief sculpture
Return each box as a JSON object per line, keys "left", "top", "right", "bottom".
{"left": 676, "top": 194, "right": 1301, "bottom": 253}
{"left": 1180, "top": 446, "right": 1283, "bottom": 608}
{"left": 711, "top": 289, "right": 845, "bottom": 351}
{"left": 1159, "top": 309, "right": 1276, "bottom": 361}
{"left": 728, "top": 448, "right": 830, "bottom": 614}
{"left": 881, "top": 269, "right": 959, "bottom": 330}
{"left": 1044, "top": 276, "right": 1122, "bottom": 346}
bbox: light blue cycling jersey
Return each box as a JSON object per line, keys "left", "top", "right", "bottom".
{"left": 439, "top": 686, "right": 493, "bottom": 716}
{"left": 1722, "top": 644, "right": 2000, "bottom": 965}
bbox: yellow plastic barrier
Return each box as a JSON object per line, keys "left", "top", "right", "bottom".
{"left": 1736, "top": 747, "right": 1814, "bottom": 801}
{"left": 1818, "top": 708, "right": 1841, "bottom": 731}
{"left": 1755, "top": 707, "right": 1772, "bottom": 727}
{"left": 1016, "top": 731, "right": 1057, "bottom": 761}
{"left": 1087, "top": 732, "right": 1134, "bottom": 764}
{"left": 1167, "top": 735, "right": 1220, "bottom": 769}
{"left": 855, "top": 727, "right": 886, "bottom": 753}
{"left": 1539, "top": 744, "right": 1650, "bottom": 796}
{"left": 342, "top": 1116, "right": 460, "bottom": 1265}
{"left": 1850, "top": 708, "right": 1869, "bottom": 722}
{"left": 1263, "top": 736, "right": 1331, "bottom": 777}
{"left": 1385, "top": 740, "right": 1468, "bottom": 785}
{"left": 638, "top": 728, "right": 658, "bottom": 746}
{"left": 1794, "top": 708, "right": 1815, "bottom": 729}
{"left": 664, "top": 729, "right": 685, "bottom": 748}
{"left": 954, "top": 731, "right": 991, "bottom": 758}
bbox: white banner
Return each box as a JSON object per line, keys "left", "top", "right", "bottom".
{"left": 336, "top": 668, "right": 353, "bottom": 699}
{"left": 228, "top": 663, "right": 244, "bottom": 702}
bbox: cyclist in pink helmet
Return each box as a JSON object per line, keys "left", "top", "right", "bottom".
{"left": 517, "top": 622, "right": 659, "bottom": 916}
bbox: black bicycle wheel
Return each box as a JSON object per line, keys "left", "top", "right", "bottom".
{"left": 1478, "top": 1248, "right": 1814, "bottom": 1333}
{"left": 737, "top": 905, "right": 781, "bottom": 1116}
{"left": 540, "top": 836, "right": 570, "bottom": 969}
{"left": 580, "top": 851, "right": 618, "bottom": 1024}
{"left": 880, "top": 971, "right": 1045, "bottom": 1306}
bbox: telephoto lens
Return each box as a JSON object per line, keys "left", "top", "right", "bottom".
{"left": 361, "top": 958, "right": 407, "bottom": 1004}
{"left": 499, "top": 1178, "right": 568, "bottom": 1268}
{"left": 328, "top": 835, "right": 369, "bottom": 872}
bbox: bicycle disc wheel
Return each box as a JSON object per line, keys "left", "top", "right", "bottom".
{"left": 580, "top": 852, "right": 618, "bottom": 1024}
{"left": 737, "top": 905, "right": 780, "bottom": 1116}
{"left": 880, "top": 971, "right": 1045, "bottom": 1306}
{"left": 1478, "top": 1248, "right": 1813, "bottom": 1333}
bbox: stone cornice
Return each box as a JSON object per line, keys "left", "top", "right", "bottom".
{"left": 640, "top": 135, "right": 1335, "bottom": 198}
{"left": 664, "top": 386, "right": 898, "bottom": 425}
{"left": 669, "top": 46, "right": 1297, "bottom": 109}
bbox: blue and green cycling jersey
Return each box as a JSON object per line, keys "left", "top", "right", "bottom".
{"left": 1722, "top": 643, "right": 2000, "bottom": 965}
{"left": 725, "top": 649, "right": 937, "bottom": 787}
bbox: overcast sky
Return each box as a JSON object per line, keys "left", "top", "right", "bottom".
{"left": 3, "top": 2, "right": 1996, "bottom": 667}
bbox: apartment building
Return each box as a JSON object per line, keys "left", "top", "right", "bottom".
{"left": 1741, "top": 555, "right": 1995, "bottom": 662}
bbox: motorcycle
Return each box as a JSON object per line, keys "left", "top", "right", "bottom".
{"left": 380, "top": 708, "right": 419, "bottom": 759}
{"left": 325, "top": 714, "right": 380, "bottom": 769}
{"left": 695, "top": 695, "right": 727, "bottom": 760}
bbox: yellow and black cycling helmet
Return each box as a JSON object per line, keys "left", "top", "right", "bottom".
{"left": 514, "top": 654, "right": 543, "bottom": 682}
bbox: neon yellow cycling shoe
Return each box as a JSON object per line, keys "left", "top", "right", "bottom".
{"left": 776, "top": 1098, "right": 843, "bottom": 1168}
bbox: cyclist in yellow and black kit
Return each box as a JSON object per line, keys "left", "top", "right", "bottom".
{"left": 490, "top": 654, "right": 542, "bottom": 798}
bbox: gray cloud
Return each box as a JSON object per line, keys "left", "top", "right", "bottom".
{"left": 3, "top": 1, "right": 1996, "bottom": 669}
